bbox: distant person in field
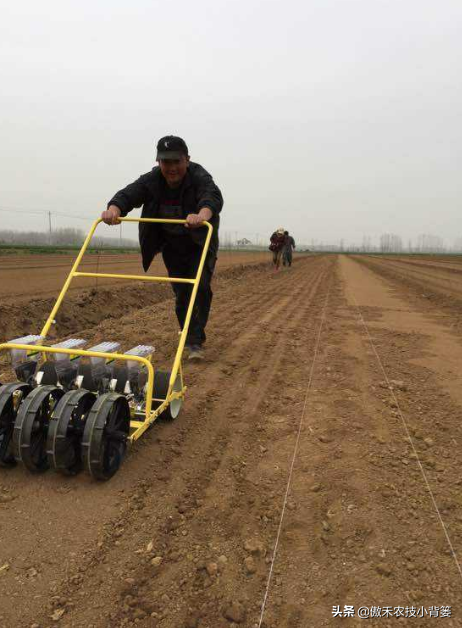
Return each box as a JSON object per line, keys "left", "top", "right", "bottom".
{"left": 269, "top": 228, "right": 286, "bottom": 271}
{"left": 282, "top": 231, "right": 296, "bottom": 267}
{"left": 101, "top": 135, "right": 223, "bottom": 361}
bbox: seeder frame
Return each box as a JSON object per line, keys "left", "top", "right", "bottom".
{"left": 0, "top": 217, "right": 213, "bottom": 443}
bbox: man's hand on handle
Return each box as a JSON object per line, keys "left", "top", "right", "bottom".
{"left": 101, "top": 205, "right": 122, "bottom": 225}
{"left": 185, "top": 207, "right": 213, "bottom": 229}
{"left": 101, "top": 205, "right": 212, "bottom": 228}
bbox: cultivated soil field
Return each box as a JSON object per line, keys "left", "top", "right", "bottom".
{"left": 0, "top": 250, "right": 269, "bottom": 303}
{"left": 0, "top": 253, "right": 462, "bottom": 627}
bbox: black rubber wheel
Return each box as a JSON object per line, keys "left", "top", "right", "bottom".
{"left": 0, "top": 383, "right": 32, "bottom": 467}
{"left": 153, "top": 370, "right": 183, "bottom": 421}
{"left": 81, "top": 392, "right": 130, "bottom": 481}
{"left": 47, "top": 389, "right": 96, "bottom": 475}
{"left": 13, "top": 385, "right": 64, "bottom": 472}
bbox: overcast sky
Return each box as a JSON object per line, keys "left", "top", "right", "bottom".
{"left": 1, "top": 0, "right": 461, "bottom": 247}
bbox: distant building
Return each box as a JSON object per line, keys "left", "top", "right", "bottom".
{"left": 236, "top": 238, "right": 252, "bottom": 246}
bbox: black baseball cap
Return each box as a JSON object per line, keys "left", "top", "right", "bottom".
{"left": 156, "top": 135, "right": 189, "bottom": 160}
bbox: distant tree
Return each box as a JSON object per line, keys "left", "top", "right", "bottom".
{"left": 380, "top": 233, "right": 402, "bottom": 253}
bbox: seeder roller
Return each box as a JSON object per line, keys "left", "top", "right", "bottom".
{"left": 0, "top": 217, "right": 212, "bottom": 480}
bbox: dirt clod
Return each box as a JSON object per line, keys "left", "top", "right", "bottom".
{"left": 243, "top": 539, "right": 265, "bottom": 556}
{"left": 223, "top": 601, "right": 246, "bottom": 623}
{"left": 243, "top": 556, "right": 257, "bottom": 575}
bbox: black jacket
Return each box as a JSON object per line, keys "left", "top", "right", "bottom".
{"left": 108, "top": 162, "right": 223, "bottom": 271}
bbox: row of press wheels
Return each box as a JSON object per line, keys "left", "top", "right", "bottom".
{"left": 0, "top": 384, "right": 129, "bottom": 480}
{"left": 0, "top": 371, "right": 180, "bottom": 481}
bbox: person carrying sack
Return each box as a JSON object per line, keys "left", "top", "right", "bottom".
{"left": 269, "top": 228, "right": 286, "bottom": 271}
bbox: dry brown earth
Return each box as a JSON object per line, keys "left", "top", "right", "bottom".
{"left": 0, "top": 251, "right": 270, "bottom": 303}
{"left": 0, "top": 254, "right": 462, "bottom": 627}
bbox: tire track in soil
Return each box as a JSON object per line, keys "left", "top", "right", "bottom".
{"left": 0, "top": 256, "right": 330, "bottom": 628}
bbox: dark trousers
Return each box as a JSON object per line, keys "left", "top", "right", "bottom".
{"left": 162, "top": 244, "right": 216, "bottom": 346}
{"left": 283, "top": 249, "right": 293, "bottom": 266}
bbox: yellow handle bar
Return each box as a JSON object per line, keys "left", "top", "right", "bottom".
{"left": 41, "top": 217, "right": 212, "bottom": 338}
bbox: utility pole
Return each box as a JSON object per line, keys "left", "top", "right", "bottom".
{"left": 48, "top": 211, "right": 52, "bottom": 246}
{"left": 120, "top": 223, "right": 122, "bottom": 248}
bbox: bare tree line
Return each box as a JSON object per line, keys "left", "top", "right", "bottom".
{"left": 311, "top": 234, "right": 461, "bottom": 254}
{"left": 379, "top": 234, "right": 447, "bottom": 254}
{"left": 0, "top": 228, "right": 137, "bottom": 248}
{"left": 378, "top": 233, "right": 448, "bottom": 254}
{"left": 1, "top": 227, "right": 461, "bottom": 255}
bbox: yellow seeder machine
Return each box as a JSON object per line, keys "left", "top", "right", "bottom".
{"left": 0, "top": 217, "right": 212, "bottom": 480}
